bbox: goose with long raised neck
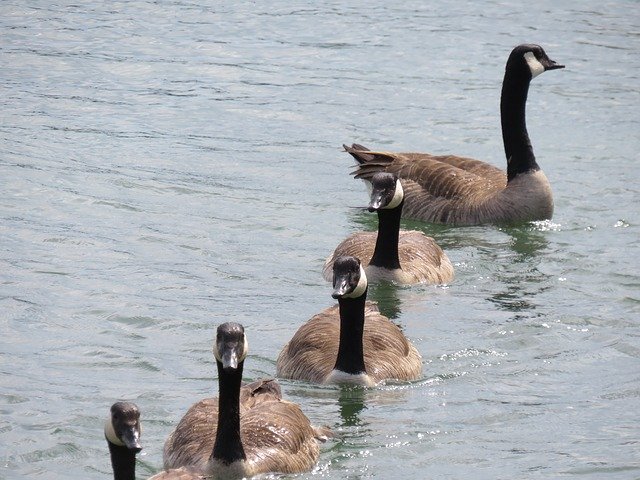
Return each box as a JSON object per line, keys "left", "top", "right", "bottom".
{"left": 344, "top": 44, "right": 565, "bottom": 226}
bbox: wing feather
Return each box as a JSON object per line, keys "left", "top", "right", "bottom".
{"left": 322, "top": 231, "right": 453, "bottom": 284}
{"left": 276, "top": 303, "right": 421, "bottom": 384}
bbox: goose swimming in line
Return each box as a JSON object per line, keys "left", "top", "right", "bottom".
{"left": 277, "top": 255, "right": 422, "bottom": 386}
{"left": 344, "top": 43, "right": 565, "bottom": 226}
{"left": 323, "top": 171, "right": 454, "bottom": 285}
{"left": 163, "top": 322, "right": 325, "bottom": 479}
{"left": 105, "top": 401, "right": 204, "bottom": 479}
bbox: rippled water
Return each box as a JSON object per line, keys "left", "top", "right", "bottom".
{"left": 1, "top": 1, "right": 639, "bottom": 479}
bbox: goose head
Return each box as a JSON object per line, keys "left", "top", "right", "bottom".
{"left": 213, "top": 322, "right": 249, "bottom": 371}
{"left": 332, "top": 256, "right": 368, "bottom": 300}
{"left": 368, "top": 172, "right": 404, "bottom": 212}
{"left": 105, "top": 402, "right": 142, "bottom": 453}
{"left": 507, "top": 44, "right": 564, "bottom": 80}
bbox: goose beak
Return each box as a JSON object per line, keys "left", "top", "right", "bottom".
{"left": 332, "top": 273, "right": 352, "bottom": 299}
{"left": 544, "top": 59, "right": 565, "bottom": 71}
{"left": 221, "top": 348, "right": 239, "bottom": 370}
{"left": 368, "top": 194, "right": 384, "bottom": 212}
{"left": 121, "top": 425, "right": 142, "bottom": 453}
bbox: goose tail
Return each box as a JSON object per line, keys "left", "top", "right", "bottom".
{"left": 343, "top": 143, "right": 395, "bottom": 180}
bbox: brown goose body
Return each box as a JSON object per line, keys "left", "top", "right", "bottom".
{"left": 323, "top": 230, "right": 453, "bottom": 284}
{"left": 163, "top": 380, "right": 320, "bottom": 477}
{"left": 163, "top": 325, "right": 323, "bottom": 479}
{"left": 344, "top": 44, "right": 564, "bottom": 226}
{"left": 346, "top": 148, "right": 553, "bottom": 225}
{"left": 324, "top": 171, "right": 453, "bottom": 284}
{"left": 276, "top": 303, "right": 422, "bottom": 385}
{"left": 278, "top": 257, "right": 422, "bottom": 387}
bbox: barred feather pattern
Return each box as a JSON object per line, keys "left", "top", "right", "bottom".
{"left": 276, "top": 303, "right": 422, "bottom": 384}
{"left": 345, "top": 145, "right": 553, "bottom": 226}
{"left": 322, "top": 231, "right": 454, "bottom": 284}
{"left": 149, "top": 466, "right": 207, "bottom": 479}
{"left": 163, "top": 379, "right": 321, "bottom": 478}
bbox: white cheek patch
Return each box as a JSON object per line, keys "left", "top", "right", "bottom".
{"left": 343, "top": 265, "right": 368, "bottom": 298}
{"left": 242, "top": 336, "right": 249, "bottom": 361}
{"left": 524, "top": 51, "right": 545, "bottom": 78}
{"left": 213, "top": 341, "right": 221, "bottom": 362}
{"left": 105, "top": 418, "right": 125, "bottom": 446}
{"left": 385, "top": 181, "right": 404, "bottom": 209}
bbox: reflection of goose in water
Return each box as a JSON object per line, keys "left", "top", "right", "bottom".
{"left": 506, "top": 224, "right": 551, "bottom": 259}
{"left": 337, "top": 386, "right": 368, "bottom": 427}
{"left": 367, "top": 281, "right": 403, "bottom": 321}
{"left": 487, "top": 226, "right": 553, "bottom": 313}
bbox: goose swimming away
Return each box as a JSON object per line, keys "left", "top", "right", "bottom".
{"left": 345, "top": 43, "right": 565, "bottom": 226}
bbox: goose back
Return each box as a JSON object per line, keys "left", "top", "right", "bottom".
{"left": 276, "top": 303, "right": 422, "bottom": 384}
{"left": 323, "top": 230, "right": 453, "bottom": 284}
{"left": 163, "top": 378, "right": 321, "bottom": 477}
{"left": 346, "top": 146, "right": 553, "bottom": 225}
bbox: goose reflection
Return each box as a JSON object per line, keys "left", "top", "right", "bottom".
{"left": 337, "top": 386, "right": 368, "bottom": 427}
{"left": 489, "top": 224, "right": 553, "bottom": 313}
{"left": 366, "top": 281, "right": 403, "bottom": 320}
{"left": 505, "top": 223, "right": 550, "bottom": 260}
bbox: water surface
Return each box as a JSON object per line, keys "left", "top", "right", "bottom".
{"left": 1, "top": 1, "right": 639, "bottom": 479}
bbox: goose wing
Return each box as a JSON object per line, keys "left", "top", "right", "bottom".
{"left": 240, "top": 399, "right": 321, "bottom": 474}
{"left": 322, "top": 232, "right": 377, "bottom": 282}
{"left": 276, "top": 305, "right": 342, "bottom": 383}
{"left": 346, "top": 145, "right": 506, "bottom": 199}
{"left": 163, "top": 380, "right": 283, "bottom": 471}
{"left": 396, "top": 230, "right": 454, "bottom": 284}
{"left": 163, "top": 398, "right": 218, "bottom": 471}
{"left": 362, "top": 310, "right": 422, "bottom": 382}
{"left": 240, "top": 378, "right": 282, "bottom": 407}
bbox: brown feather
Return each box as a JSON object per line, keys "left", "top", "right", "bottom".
{"left": 149, "top": 467, "right": 207, "bottom": 479}
{"left": 322, "top": 230, "right": 454, "bottom": 284}
{"left": 345, "top": 145, "right": 553, "bottom": 225}
{"left": 163, "top": 379, "right": 321, "bottom": 477}
{"left": 276, "top": 303, "right": 422, "bottom": 384}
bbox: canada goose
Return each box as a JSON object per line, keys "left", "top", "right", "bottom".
{"left": 163, "top": 322, "right": 324, "bottom": 478}
{"left": 105, "top": 401, "right": 204, "bottom": 480}
{"left": 323, "top": 171, "right": 454, "bottom": 285}
{"left": 345, "top": 44, "right": 565, "bottom": 226}
{"left": 277, "top": 256, "right": 422, "bottom": 386}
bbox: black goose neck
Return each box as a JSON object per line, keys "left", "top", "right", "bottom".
{"left": 369, "top": 201, "right": 402, "bottom": 270}
{"left": 108, "top": 441, "right": 136, "bottom": 480}
{"left": 334, "top": 290, "right": 368, "bottom": 375}
{"left": 501, "top": 68, "right": 538, "bottom": 182}
{"left": 212, "top": 360, "right": 246, "bottom": 465}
